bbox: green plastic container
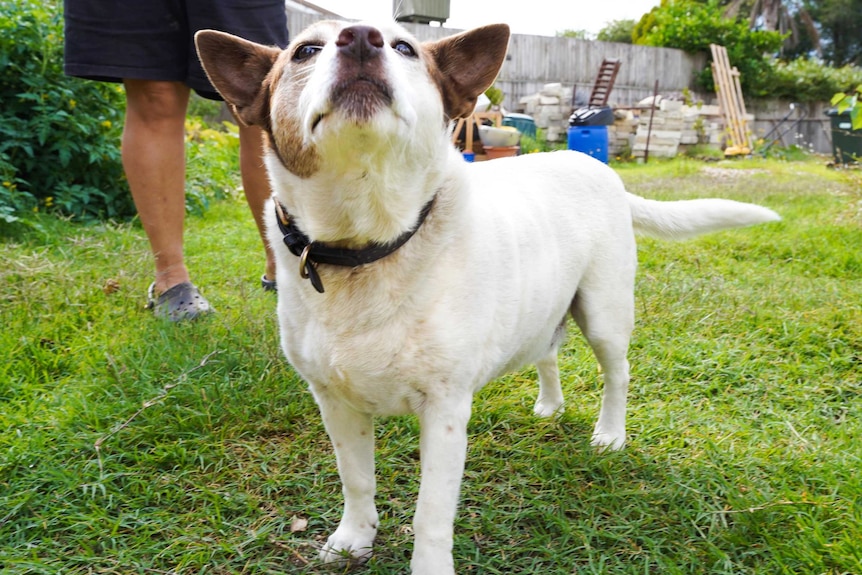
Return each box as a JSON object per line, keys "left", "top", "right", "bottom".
{"left": 826, "top": 109, "right": 861, "bottom": 164}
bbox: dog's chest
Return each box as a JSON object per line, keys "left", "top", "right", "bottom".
{"left": 282, "top": 307, "right": 451, "bottom": 415}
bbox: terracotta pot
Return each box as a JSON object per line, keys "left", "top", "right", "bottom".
{"left": 483, "top": 145, "right": 519, "bottom": 159}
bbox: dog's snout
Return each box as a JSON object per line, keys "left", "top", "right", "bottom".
{"left": 336, "top": 25, "right": 385, "bottom": 61}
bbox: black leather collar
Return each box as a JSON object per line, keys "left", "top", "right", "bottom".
{"left": 274, "top": 197, "right": 435, "bottom": 293}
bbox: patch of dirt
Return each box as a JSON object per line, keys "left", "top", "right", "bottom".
{"left": 701, "top": 167, "right": 768, "bottom": 180}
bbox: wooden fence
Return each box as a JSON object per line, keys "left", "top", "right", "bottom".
{"left": 286, "top": 9, "right": 704, "bottom": 107}
{"left": 284, "top": 9, "right": 833, "bottom": 154}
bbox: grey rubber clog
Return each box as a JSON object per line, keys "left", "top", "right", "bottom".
{"left": 146, "top": 282, "right": 214, "bottom": 322}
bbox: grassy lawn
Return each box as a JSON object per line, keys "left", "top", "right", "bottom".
{"left": 1, "top": 157, "right": 860, "bottom": 574}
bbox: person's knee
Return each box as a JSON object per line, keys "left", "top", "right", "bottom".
{"left": 124, "top": 80, "right": 189, "bottom": 124}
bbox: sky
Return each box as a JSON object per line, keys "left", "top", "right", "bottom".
{"left": 309, "top": 0, "right": 661, "bottom": 37}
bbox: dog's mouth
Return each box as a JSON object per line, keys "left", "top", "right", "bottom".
{"left": 312, "top": 75, "right": 393, "bottom": 131}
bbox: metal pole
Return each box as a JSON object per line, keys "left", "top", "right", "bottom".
{"left": 644, "top": 79, "right": 659, "bottom": 163}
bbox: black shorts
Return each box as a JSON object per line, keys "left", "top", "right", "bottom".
{"left": 63, "top": 0, "right": 289, "bottom": 100}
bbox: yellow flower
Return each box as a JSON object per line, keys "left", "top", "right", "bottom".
{"left": 69, "top": 99, "right": 77, "bottom": 109}
{"left": 101, "top": 120, "right": 112, "bottom": 129}
{"left": 2, "top": 181, "right": 10, "bottom": 188}
{"left": 44, "top": 196, "right": 54, "bottom": 207}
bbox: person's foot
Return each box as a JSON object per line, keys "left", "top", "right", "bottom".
{"left": 146, "top": 282, "right": 214, "bottom": 321}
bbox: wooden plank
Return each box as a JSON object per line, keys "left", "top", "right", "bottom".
{"left": 710, "top": 43, "right": 750, "bottom": 153}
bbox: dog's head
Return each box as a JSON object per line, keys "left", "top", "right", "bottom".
{"left": 195, "top": 21, "right": 510, "bottom": 180}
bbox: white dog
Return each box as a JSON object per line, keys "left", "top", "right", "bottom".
{"left": 196, "top": 21, "right": 779, "bottom": 574}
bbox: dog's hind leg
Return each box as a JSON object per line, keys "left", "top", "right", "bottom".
{"left": 571, "top": 284, "right": 634, "bottom": 451}
{"left": 534, "top": 322, "right": 567, "bottom": 417}
{"left": 315, "top": 396, "right": 379, "bottom": 565}
{"left": 534, "top": 350, "right": 564, "bottom": 417}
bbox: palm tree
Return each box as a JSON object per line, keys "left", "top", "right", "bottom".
{"left": 723, "top": 0, "right": 821, "bottom": 55}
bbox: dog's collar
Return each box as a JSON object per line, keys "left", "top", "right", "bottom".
{"left": 274, "top": 197, "right": 435, "bottom": 293}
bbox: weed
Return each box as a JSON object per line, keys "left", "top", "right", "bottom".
{"left": 0, "top": 157, "right": 859, "bottom": 574}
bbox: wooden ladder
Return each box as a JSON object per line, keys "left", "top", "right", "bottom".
{"left": 587, "top": 58, "right": 621, "bottom": 108}
{"left": 710, "top": 44, "right": 752, "bottom": 155}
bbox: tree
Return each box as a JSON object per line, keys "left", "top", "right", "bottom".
{"left": 722, "top": 0, "right": 821, "bottom": 56}
{"left": 596, "top": 19, "right": 636, "bottom": 43}
{"left": 806, "top": 0, "right": 862, "bottom": 66}
{"left": 633, "top": 0, "right": 784, "bottom": 95}
{"left": 557, "top": 29, "right": 592, "bottom": 40}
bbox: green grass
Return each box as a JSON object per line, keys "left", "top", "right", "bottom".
{"left": 1, "top": 157, "right": 860, "bottom": 574}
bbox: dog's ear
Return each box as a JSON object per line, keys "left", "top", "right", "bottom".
{"left": 424, "top": 24, "right": 510, "bottom": 120}
{"left": 195, "top": 30, "right": 281, "bottom": 127}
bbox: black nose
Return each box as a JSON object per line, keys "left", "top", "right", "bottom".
{"left": 336, "top": 25, "right": 385, "bottom": 61}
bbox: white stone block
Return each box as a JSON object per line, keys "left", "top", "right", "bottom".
{"left": 660, "top": 99, "right": 684, "bottom": 112}
{"left": 542, "top": 83, "right": 563, "bottom": 97}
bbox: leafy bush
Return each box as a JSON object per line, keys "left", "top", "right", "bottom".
{"left": 633, "top": 0, "right": 784, "bottom": 96}
{"left": 767, "top": 59, "right": 862, "bottom": 103}
{"left": 596, "top": 19, "right": 636, "bottom": 44}
{"left": 0, "top": 0, "right": 132, "bottom": 224}
{"left": 184, "top": 117, "right": 242, "bottom": 215}
{"left": 831, "top": 85, "right": 862, "bottom": 130}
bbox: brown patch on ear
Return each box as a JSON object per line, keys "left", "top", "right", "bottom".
{"left": 194, "top": 30, "right": 281, "bottom": 127}
{"left": 424, "top": 24, "right": 510, "bottom": 120}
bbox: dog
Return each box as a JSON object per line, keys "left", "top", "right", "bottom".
{"left": 195, "top": 20, "right": 779, "bottom": 574}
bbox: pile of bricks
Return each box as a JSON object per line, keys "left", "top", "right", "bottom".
{"left": 515, "top": 86, "right": 739, "bottom": 159}
{"left": 517, "top": 83, "right": 573, "bottom": 143}
{"left": 608, "top": 110, "right": 639, "bottom": 158}
{"left": 631, "top": 99, "right": 726, "bottom": 159}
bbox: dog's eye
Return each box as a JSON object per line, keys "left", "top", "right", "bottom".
{"left": 392, "top": 40, "right": 416, "bottom": 58}
{"left": 293, "top": 43, "right": 322, "bottom": 62}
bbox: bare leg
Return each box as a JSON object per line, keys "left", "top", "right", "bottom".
{"left": 238, "top": 123, "right": 276, "bottom": 283}
{"left": 122, "top": 79, "right": 191, "bottom": 295}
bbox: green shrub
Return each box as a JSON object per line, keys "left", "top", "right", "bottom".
{"left": 184, "top": 117, "right": 242, "bottom": 215}
{"left": 769, "top": 59, "right": 862, "bottom": 102}
{"left": 831, "top": 85, "right": 862, "bottom": 130}
{"left": 596, "top": 19, "right": 636, "bottom": 44}
{"left": 633, "top": 0, "right": 784, "bottom": 96}
{"left": 0, "top": 0, "right": 132, "bottom": 224}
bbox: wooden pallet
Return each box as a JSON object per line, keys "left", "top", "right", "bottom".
{"left": 710, "top": 44, "right": 751, "bottom": 155}
{"left": 587, "top": 58, "right": 621, "bottom": 108}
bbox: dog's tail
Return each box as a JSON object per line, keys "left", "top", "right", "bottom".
{"left": 627, "top": 193, "right": 780, "bottom": 240}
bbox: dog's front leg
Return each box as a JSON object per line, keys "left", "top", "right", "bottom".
{"left": 410, "top": 394, "right": 473, "bottom": 575}
{"left": 315, "top": 395, "right": 378, "bottom": 565}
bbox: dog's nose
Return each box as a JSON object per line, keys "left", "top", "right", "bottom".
{"left": 336, "top": 25, "right": 385, "bottom": 61}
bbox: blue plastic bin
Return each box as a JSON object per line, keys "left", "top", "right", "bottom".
{"left": 567, "top": 126, "right": 609, "bottom": 163}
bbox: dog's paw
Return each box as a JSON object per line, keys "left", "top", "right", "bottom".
{"left": 411, "top": 548, "right": 456, "bottom": 575}
{"left": 533, "top": 398, "right": 564, "bottom": 418}
{"left": 590, "top": 429, "right": 626, "bottom": 451}
{"left": 318, "top": 525, "right": 376, "bottom": 565}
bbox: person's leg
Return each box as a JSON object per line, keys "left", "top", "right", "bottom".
{"left": 122, "top": 79, "right": 191, "bottom": 296}
{"left": 238, "top": 122, "right": 277, "bottom": 284}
